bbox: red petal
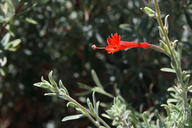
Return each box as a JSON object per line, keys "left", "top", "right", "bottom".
{"left": 107, "top": 33, "right": 121, "bottom": 45}
{"left": 105, "top": 44, "right": 120, "bottom": 54}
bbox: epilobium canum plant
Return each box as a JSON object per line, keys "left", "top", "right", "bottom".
{"left": 34, "top": 0, "right": 192, "bottom": 127}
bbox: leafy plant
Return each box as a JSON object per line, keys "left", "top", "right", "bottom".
{"left": 29, "top": 0, "right": 192, "bottom": 127}
{"left": 34, "top": 71, "right": 110, "bottom": 128}
{"left": 0, "top": 0, "right": 37, "bottom": 76}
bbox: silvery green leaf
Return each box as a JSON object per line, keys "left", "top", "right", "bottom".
{"left": 75, "top": 108, "right": 86, "bottom": 115}
{"left": 5, "top": 24, "right": 16, "bottom": 37}
{"left": 25, "top": 17, "right": 38, "bottom": 24}
{"left": 92, "top": 91, "right": 98, "bottom": 115}
{"left": 67, "top": 102, "right": 76, "bottom": 107}
{"left": 167, "top": 98, "right": 178, "bottom": 103}
{"left": 44, "top": 93, "right": 56, "bottom": 96}
{"left": 119, "top": 24, "right": 132, "bottom": 31}
{"left": 95, "top": 101, "right": 100, "bottom": 116}
{"left": 170, "top": 93, "right": 179, "bottom": 99}
{"left": 87, "top": 98, "right": 94, "bottom": 113}
{"left": 76, "top": 90, "right": 92, "bottom": 96}
{"left": 48, "top": 71, "right": 58, "bottom": 90}
{"left": 101, "top": 113, "right": 111, "bottom": 119}
{"left": 140, "top": 7, "right": 156, "bottom": 17}
{"left": 167, "top": 87, "right": 177, "bottom": 92}
{"left": 161, "top": 104, "right": 171, "bottom": 119}
{"left": 59, "top": 80, "right": 69, "bottom": 95}
{"left": 1, "top": 33, "right": 10, "bottom": 47}
{"left": 59, "top": 88, "right": 68, "bottom": 95}
{"left": 92, "top": 87, "right": 113, "bottom": 98}
{"left": 159, "top": 40, "right": 170, "bottom": 55}
{"left": 78, "top": 82, "right": 92, "bottom": 90}
{"left": 0, "top": 56, "right": 7, "bottom": 66}
{"left": 158, "top": 26, "right": 165, "bottom": 41}
{"left": 0, "top": 68, "right": 6, "bottom": 76}
{"left": 4, "top": 39, "right": 21, "bottom": 51}
{"left": 33, "top": 82, "right": 51, "bottom": 89}
{"left": 188, "top": 85, "right": 192, "bottom": 93}
{"left": 142, "top": 112, "right": 150, "bottom": 128}
{"left": 164, "top": 15, "right": 169, "bottom": 33}
{"left": 156, "top": 113, "right": 164, "bottom": 128}
{"left": 1, "top": 2, "right": 8, "bottom": 14}
{"left": 91, "top": 69, "right": 103, "bottom": 89}
{"left": 172, "top": 40, "right": 178, "bottom": 49}
{"left": 160, "top": 68, "right": 176, "bottom": 73}
{"left": 129, "top": 113, "right": 140, "bottom": 125}
{"left": 62, "top": 114, "right": 84, "bottom": 122}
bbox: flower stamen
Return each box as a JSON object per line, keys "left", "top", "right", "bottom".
{"left": 92, "top": 44, "right": 105, "bottom": 50}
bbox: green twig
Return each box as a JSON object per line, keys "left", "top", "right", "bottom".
{"left": 0, "top": 3, "right": 24, "bottom": 36}
{"left": 59, "top": 91, "right": 110, "bottom": 128}
{"left": 153, "top": 0, "right": 188, "bottom": 116}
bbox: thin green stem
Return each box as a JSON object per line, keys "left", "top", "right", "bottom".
{"left": 0, "top": 3, "right": 24, "bottom": 36}
{"left": 148, "top": 44, "right": 168, "bottom": 55}
{"left": 59, "top": 91, "right": 110, "bottom": 128}
{"left": 153, "top": 0, "right": 188, "bottom": 114}
{"left": 153, "top": 0, "right": 173, "bottom": 56}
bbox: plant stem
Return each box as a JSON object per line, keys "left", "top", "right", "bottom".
{"left": 60, "top": 91, "right": 110, "bottom": 128}
{"left": 0, "top": 3, "right": 24, "bottom": 36}
{"left": 153, "top": 0, "right": 188, "bottom": 114}
{"left": 148, "top": 44, "right": 167, "bottom": 55}
{"left": 153, "top": 0, "right": 172, "bottom": 55}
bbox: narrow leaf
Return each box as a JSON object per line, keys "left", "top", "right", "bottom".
{"left": 59, "top": 80, "right": 69, "bottom": 95}
{"left": 91, "top": 69, "right": 103, "bottom": 89}
{"left": 92, "top": 87, "right": 113, "bottom": 98}
{"left": 25, "top": 17, "right": 38, "bottom": 24}
{"left": 159, "top": 40, "right": 171, "bottom": 55}
{"left": 156, "top": 113, "right": 164, "bottom": 128}
{"left": 76, "top": 90, "right": 92, "bottom": 96}
{"left": 95, "top": 101, "right": 100, "bottom": 116}
{"left": 62, "top": 114, "right": 84, "bottom": 122}
{"left": 167, "top": 98, "right": 178, "bottom": 103}
{"left": 0, "top": 56, "right": 7, "bottom": 66}
{"left": 1, "top": 33, "right": 10, "bottom": 46}
{"left": 188, "top": 85, "right": 192, "bottom": 93}
{"left": 48, "top": 71, "right": 58, "bottom": 90}
{"left": 78, "top": 82, "right": 92, "bottom": 90}
{"left": 59, "top": 80, "right": 65, "bottom": 89}
{"left": 129, "top": 113, "right": 141, "bottom": 125}
{"left": 102, "top": 113, "right": 111, "bottom": 119}
{"left": 44, "top": 93, "right": 56, "bottom": 96}
{"left": 161, "top": 104, "right": 171, "bottom": 119}
{"left": 142, "top": 112, "right": 150, "bottom": 128}
{"left": 76, "top": 108, "right": 86, "bottom": 115}
{"left": 67, "top": 102, "right": 76, "bottom": 107}
{"left": 87, "top": 98, "right": 94, "bottom": 113}
{"left": 59, "top": 88, "right": 68, "bottom": 95}
{"left": 119, "top": 24, "right": 132, "bottom": 31}
{"left": 4, "top": 39, "right": 21, "bottom": 51}
{"left": 0, "top": 68, "right": 6, "bottom": 76}
{"left": 34, "top": 82, "right": 50, "bottom": 89}
{"left": 5, "top": 24, "right": 16, "bottom": 37}
{"left": 164, "top": 15, "right": 169, "bottom": 33}
{"left": 41, "top": 83, "right": 52, "bottom": 89}
{"left": 140, "top": 7, "right": 156, "bottom": 17}
{"left": 160, "top": 68, "right": 176, "bottom": 73}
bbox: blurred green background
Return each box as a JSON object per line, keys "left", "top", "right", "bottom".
{"left": 0, "top": 0, "right": 192, "bottom": 127}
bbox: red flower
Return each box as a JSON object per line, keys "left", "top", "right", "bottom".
{"left": 92, "top": 33, "right": 149, "bottom": 54}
